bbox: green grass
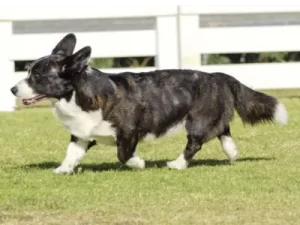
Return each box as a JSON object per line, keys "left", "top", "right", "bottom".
{"left": 2, "top": 90, "right": 300, "bottom": 225}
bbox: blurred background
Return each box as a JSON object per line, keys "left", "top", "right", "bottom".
{"left": 1, "top": 3, "right": 300, "bottom": 111}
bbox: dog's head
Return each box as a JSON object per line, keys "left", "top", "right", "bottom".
{"left": 10, "top": 33, "right": 92, "bottom": 105}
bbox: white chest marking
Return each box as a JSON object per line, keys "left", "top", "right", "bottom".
{"left": 52, "top": 93, "right": 115, "bottom": 142}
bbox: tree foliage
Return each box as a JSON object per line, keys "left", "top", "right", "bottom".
{"left": 88, "top": 57, "right": 154, "bottom": 69}
{"left": 204, "top": 52, "right": 300, "bottom": 65}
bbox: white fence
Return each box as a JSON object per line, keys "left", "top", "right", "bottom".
{"left": 1, "top": 4, "right": 300, "bottom": 111}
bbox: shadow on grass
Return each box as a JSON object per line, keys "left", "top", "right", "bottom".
{"left": 16, "top": 105, "right": 50, "bottom": 110}
{"left": 23, "top": 157, "right": 275, "bottom": 173}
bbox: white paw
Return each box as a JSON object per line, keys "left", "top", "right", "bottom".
{"left": 228, "top": 151, "right": 238, "bottom": 163}
{"left": 126, "top": 156, "right": 145, "bottom": 169}
{"left": 167, "top": 160, "right": 188, "bottom": 170}
{"left": 220, "top": 136, "right": 238, "bottom": 163}
{"left": 53, "top": 166, "right": 74, "bottom": 174}
{"left": 167, "top": 154, "right": 188, "bottom": 170}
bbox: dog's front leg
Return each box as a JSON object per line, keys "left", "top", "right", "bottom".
{"left": 53, "top": 135, "right": 95, "bottom": 174}
{"left": 116, "top": 131, "right": 145, "bottom": 169}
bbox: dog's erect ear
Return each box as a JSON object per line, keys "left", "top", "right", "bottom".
{"left": 63, "top": 46, "right": 92, "bottom": 72}
{"left": 51, "top": 33, "right": 76, "bottom": 57}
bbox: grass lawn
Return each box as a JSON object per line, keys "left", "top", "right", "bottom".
{"left": 1, "top": 89, "right": 300, "bottom": 225}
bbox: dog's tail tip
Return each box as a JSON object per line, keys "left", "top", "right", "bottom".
{"left": 273, "top": 102, "right": 288, "bottom": 125}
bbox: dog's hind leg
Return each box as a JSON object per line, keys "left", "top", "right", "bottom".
{"left": 116, "top": 131, "right": 145, "bottom": 169}
{"left": 218, "top": 125, "right": 238, "bottom": 163}
{"left": 167, "top": 112, "right": 231, "bottom": 170}
{"left": 53, "top": 135, "right": 96, "bottom": 174}
{"left": 167, "top": 116, "right": 211, "bottom": 170}
{"left": 167, "top": 133, "right": 204, "bottom": 170}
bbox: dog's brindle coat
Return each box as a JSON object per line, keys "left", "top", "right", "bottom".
{"left": 11, "top": 34, "right": 288, "bottom": 173}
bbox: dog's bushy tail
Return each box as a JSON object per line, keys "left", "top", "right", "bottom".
{"left": 216, "top": 73, "right": 288, "bottom": 125}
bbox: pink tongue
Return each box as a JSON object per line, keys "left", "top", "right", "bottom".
{"left": 22, "top": 99, "right": 34, "bottom": 105}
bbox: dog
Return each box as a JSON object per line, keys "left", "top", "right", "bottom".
{"left": 11, "top": 33, "right": 288, "bottom": 174}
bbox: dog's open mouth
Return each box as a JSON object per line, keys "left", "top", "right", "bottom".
{"left": 22, "top": 95, "right": 46, "bottom": 105}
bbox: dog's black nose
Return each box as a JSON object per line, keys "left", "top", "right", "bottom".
{"left": 10, "top": 86, "right": 18, "bottom": 95}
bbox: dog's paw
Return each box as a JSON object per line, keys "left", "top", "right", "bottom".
{"left": 224, "top": 148, "right": 238, "bottom": 164}
{"left": 228, "top": 153, "right": 238, "bottom": 164}
{"left": 126, "top": 156, "right": 145, "bottom": 169}
{"left": 167, "top": 154, "right": 188, "bottom": 170}
{"left": 167, "top": 160, "right": 188, "bottom": 170}
{"left": 167, "top": 160, "right": 187, "bottom": 170}
{"left": 53, "top": 166, "right": 74, "bottom": 174}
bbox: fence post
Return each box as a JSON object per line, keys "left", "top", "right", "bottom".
{"left": 156, "top": 16, "right": 179, "bottom": 69}
{"left": 178, "top": 15, "right": 201, "bottom": 69}
{"left": 0, "top": 21, "right": 15, "bottom": 111}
